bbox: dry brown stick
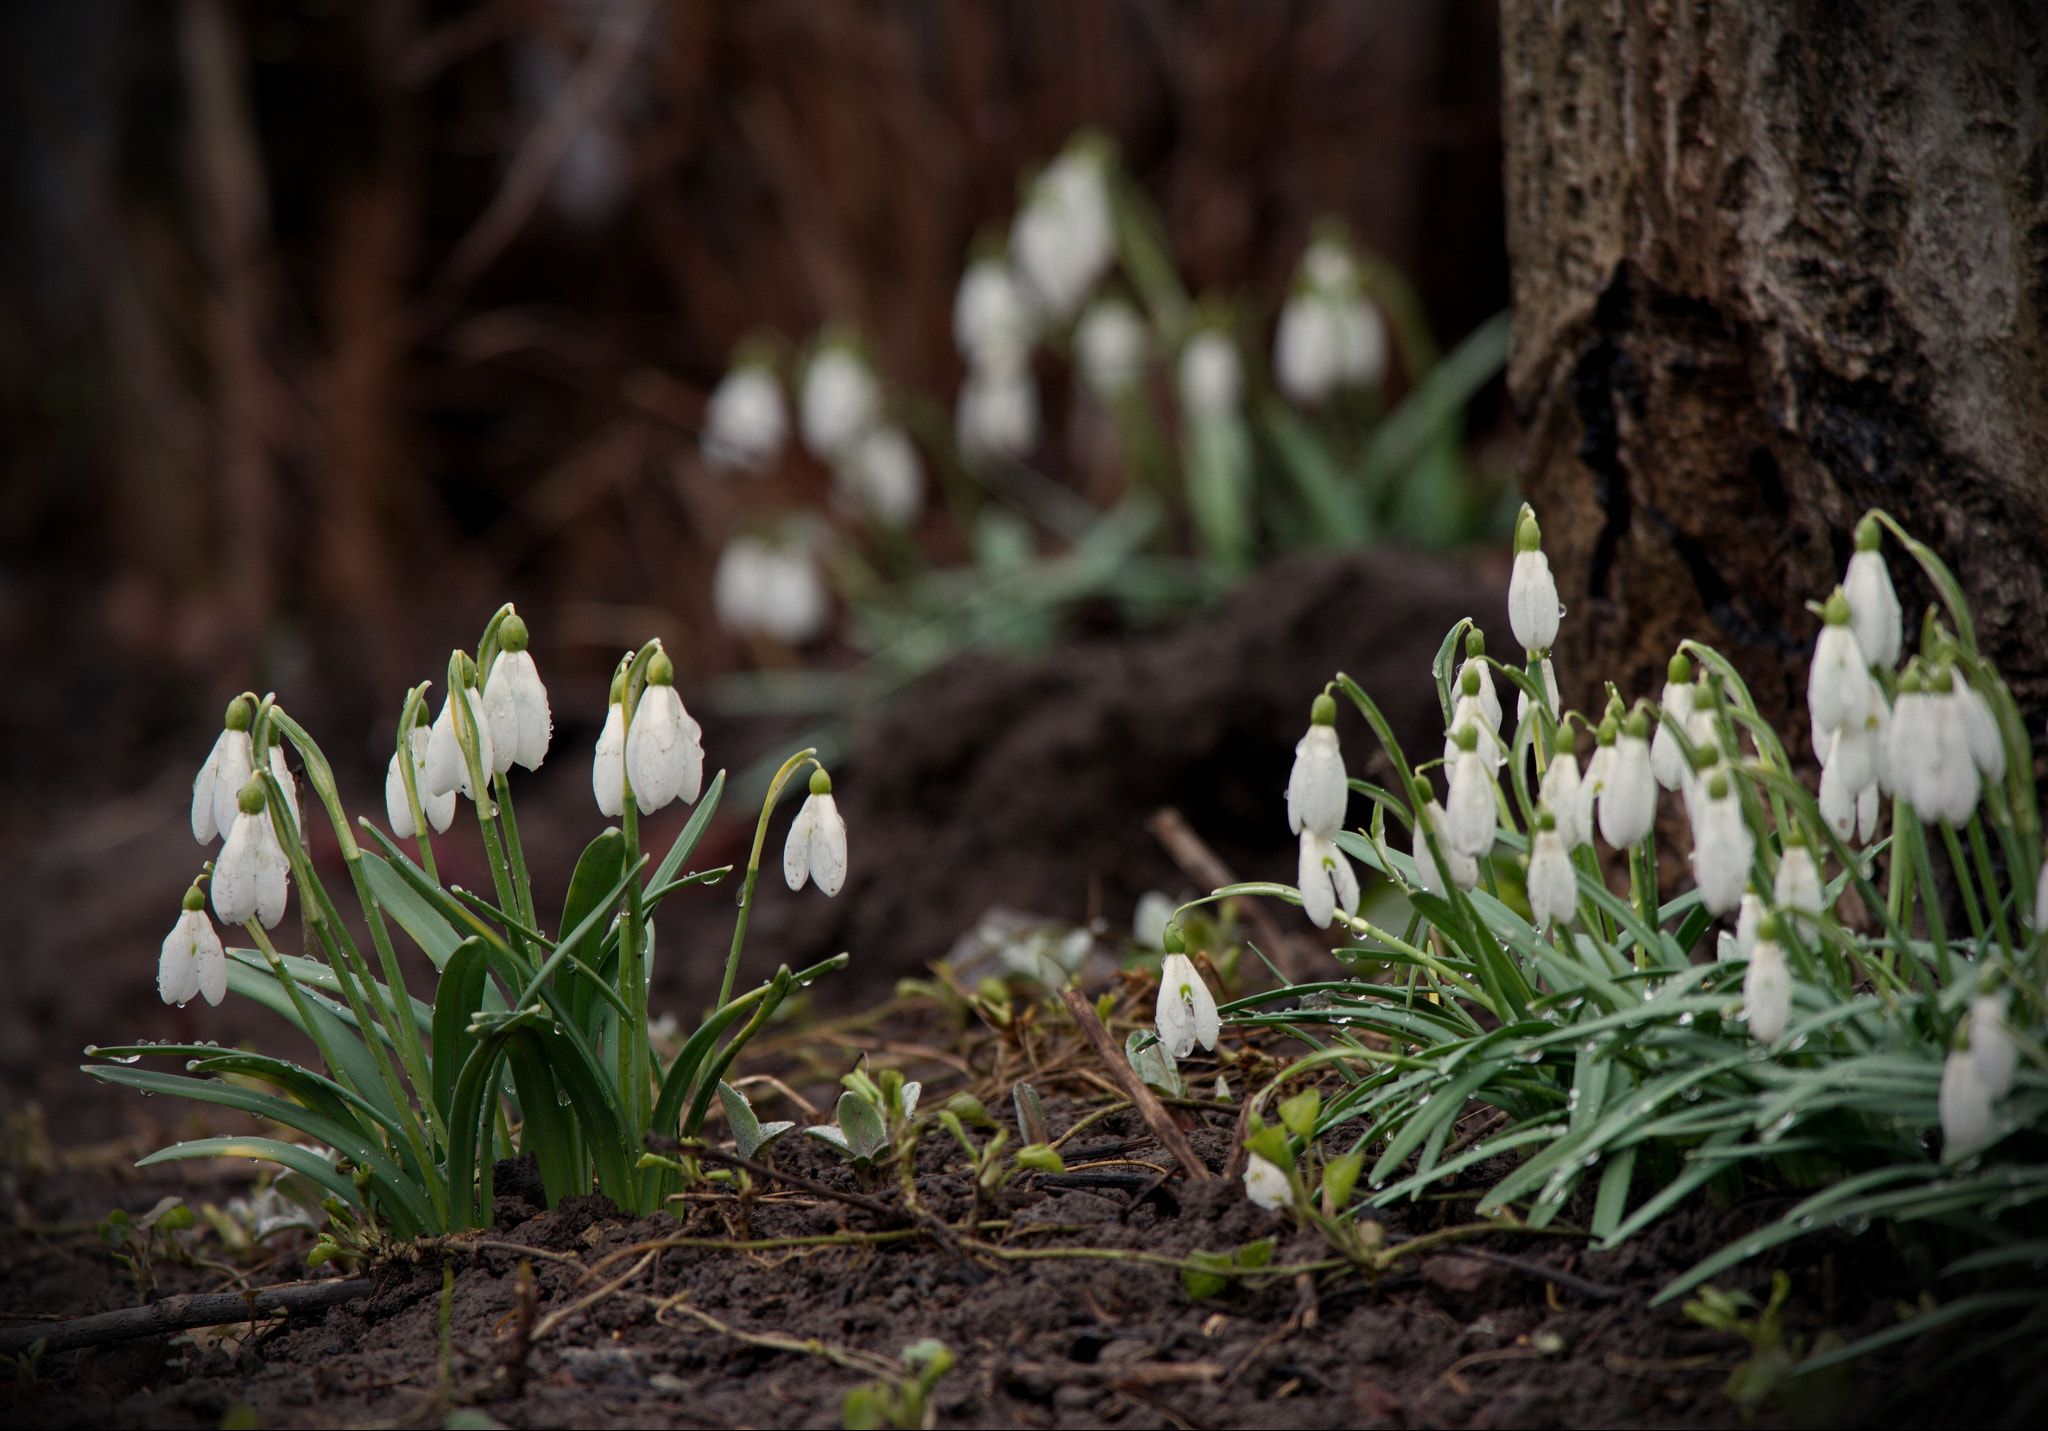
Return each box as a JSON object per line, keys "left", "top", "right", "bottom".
{"left": 0, "top": 1278, "right": 373, "bottom": 1356}
{"left": 1147, "top": 808, "right": 1307, "bottom": 981}
{"left": 1058, "top": 991, "right": 1212, "bottom": 1183}
{"left": 1221, "top": 1087, "right": 1257, "bottom": 1183}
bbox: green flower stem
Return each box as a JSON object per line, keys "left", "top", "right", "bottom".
{"left": 1887, "top": 801, "right": 1916, "bottom": 969}
{"left": 1630, "top": 838, "right": 1658, "bottom": 946}
{"left": 1940, "top": 822, "right": 1989, "bottom": 956}
{"left": 1902, "top": 815, "right": 1952, "bottom": 987}
{"left": 1965, "top": 816, "right": 2016, "bottom": 960}
{"left": 493, "top": 771, "right": 538, "bottom": 931}
{"left": 395, "top": 684, "right": 439, "bottom": 885}
{"left": 447, "top": 653, "right": 523, "bottom": 934}
{"left": 620, "top": 800, "right": 650, "bottom": 1139}
{"left": 718, "top": 748, "right": 818, "bottom": 1012}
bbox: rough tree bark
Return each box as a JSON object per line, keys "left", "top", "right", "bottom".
{"left": 1502, "top": 0, "right": 2048, "bottom": 743}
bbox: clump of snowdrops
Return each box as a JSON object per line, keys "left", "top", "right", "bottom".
{"left": 1153, "top": 505, "right": 2046, "bottom": 1367}
{"left": 696, "top": 131, "right": 1511, "bottom": 693}
{"left": 91, "top": 607, "right": 849, "bottom": 1235}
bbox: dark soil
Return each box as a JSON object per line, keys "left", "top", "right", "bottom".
{"left": 6, "top": 1072, "right": 2042, "bottom": 1430}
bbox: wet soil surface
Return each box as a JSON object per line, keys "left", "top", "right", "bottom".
{"left": 5, "top": 1078, "right": 2042, "bottom": 1430}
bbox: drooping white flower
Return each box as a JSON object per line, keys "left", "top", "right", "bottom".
{"left": 1773, "top": 842, "right": 1824, "bottom": 916}
{"left": 1411, "top": 795, "right": 1477, "bottom": 895}
{"left": 425, "top": 676, "right": 494, "bottom": 799}
{"left": 1335, "top": 296, "right": 1388, "bottom": 387}
{"left": 783, "top": 769, "right": 848, "bottom": 897}
{"left": 799, "top": 346, "right": 881, "bottom": 460}
{"left": 1956, "top": 681, "right": 2006, "bottom": 782}
{"left": 159, "top": 887, "right": 227, "bottom": 1008}
{"left": 1576, "top": 730, "right": 1615, "bottom": 850}
{"left": 1939, "top": 1046, "right": 1994, "bottom": 1153}
{"left": 1178, "top": 331, "right": 1242, "bottom": 419}
{"left": 1540, "top": 752, "right": 1586, "bottom": 849}
{"left": 955, "top": 362, "right": 1040, "bottom": 461}
{"left": 1808, "top": 591, "right": 1874, "bottom": 737}
{"left": 1443, "top": 730, "right": 1497, "bottom": 859}
{"left": 1010, "top": 144, "right": 1114, "bottom": 321}
{"left": 1444, "top": 690, "right": 1505, "bottom": 774}
{"left": 1453, "top": 652, "right": 1503, "bottom": 737}
{"left": 484, "top": 652, "right": 552, "bottom": 775}
{"left": 1880, "top": 672, "right": 1928, "bottom": 800}
{"left": 1286, "top": 695, "right": 1347, "bottom": 838}
{"left": 1242, "top": 1152, "right": 1290, "bottom": 1211}
{"left": 1275, "top": 292, "right": 1344, "bottom": 405}
{"left": 1598, "top": 714, "right": 1657, "bottom": 850}
{"left": 213, "top": 780, "right": 289, "bottom": 929}
{"left": 1743, "top": 919, "right": 1791, "bottom": 1045}
{"left": 1967, "top": 994, "right": 2017, "bottom": 1102}
{"left": 1842, "top": 521, "right": 1902, "bottom": 669}
{"left": 1917, "top": 671, "right": 1981, "bottom": 826}
{"left": 1075, "top": 298, "right": 1147, "bottom": 398}
{"left": 191, "top": 699, "right": 254, "bottom": 844}
{"left": 1526, "top": 814, "right": 1577, "bottom": 931}
{"left": 1133, "top": 891, "right": 1176, "bottom": 950}
{"left": 1690, "top": 771, "right": 1753, "bottom": 916}
{"left": 1298, "top": 829, "right": 1361, "bottom": 929}
{"left": 592, "top": 694, "right": 627, "bottom": 819}
{"left": 1650, "top": 658, "right": 1696, "bottom": 790}
{"left": 1857, "top": 783, "right": 1882, "bottom": 844}
{"left": 624, "top": 652, "right": 704, "bottom": 815}
{"left": 1515, "top": 656, "right": 1561, "bottom": 726}
{"left": 1722, "top": 891, "right": 1765, "bottom": 962}
{"left": 953, "top": 257, "right": 1034, "bottom": 370}
{"left": 1508, "top": 509, "right": 1560, "bottom": 653}
{"left": 702, "top": 364, "right": 788, "bottom": 472}
{"left": 714, "top": 533, "right": 830, "bottom": 646}
{"left": 264, "top": 743, "right": 300, "bottom": 841}
{"left": 833, "top": 425, "right": 924, "bottom": 527}
{"left": 1155, "top": 951, "right": 1220, "bottom": 1059}
{"left": 386, "top": 724, "right": 455, "bottom": 839}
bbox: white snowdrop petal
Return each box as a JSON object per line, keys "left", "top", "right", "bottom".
{"left": 704, "top": 366, "right": 789, "bottom": 472}
{"left": 1076, "top": 300, "right": 1147, "bottom": 397}
{"left": 195, "top": 918, "right": 227, "bottom": 1006}
{"left": 1155, "top": 953, "right": 1199, "bottom": 1059}
{"left": 1650, "top": 682, "right": 1694, "bottom": 790}
{"left": 1856, "top": 783, "right": 1881, "bottom": 844}
{"left": 1508, "top": 550, "right": 1560, "bottom": 652}
{"left": 1286, "top": 724, "right": 1347, "bottom": 838}
{"left": 1842, "top": 549, "right": 1902, "bottom": 669}
{"left": 783, "top": 798, "right": 817, "bottom": 891}
{"left": 1773, "top": 847, "right": 1824, "bottom": 915}
{"left": 1598, "top": 736, "right": 1656, "bottom": 849}
{"left": 1939, "top": 1049, "right": 1993, "bottom": 1152}
{"left": 192, "top": 729, "right": 232, "bottom": 843}
{"left": 482, "top": 663, "right": 520, "bottom": 774}
{"left": 1744, "top": 940, "right": 1791, "bottom": 1045}
{"left": 1969, "top": 996, "right": 2017, "bottom": 1101}
{"left": 1298, "top": 831, "right": 1336, "bottom": 929}
{"left": 1807, "top": 623, "right": 1872, "bottom": 737}
{"left": 1957, "top": 683, "right": 2005, "bottom": 781}
{"left": 1734, "top": 894, "right": 1764, "bottom": 963}
{"left": 1540, "top": 754, "right": 1584, "bottom": 849}
{"left": 1275, "top": 295, "right": 1341, "bottom": 405}
{"left": 1689, "top": 792, "right": 1753, "bottom": 916}
{"left": 159, "top": 913, "right": 204, "bottom": 1007}
{"left": 1445, "top": 749, "right": 1497, "bottom": 858}
{"left": 626, "top": 685, "right": 689, "bottom": 815}
{"left": 425, "top": 696, "right": 464, "bottom": 798}
{"left": 1527, "top": 829, "right": 1577, "bottom": 930}
{"left": 385, "top": 752, "right": 416, "bottom": 840}
{"left": 209, "top": 730, "right": 254, "bottom": 847}
{"left": 592, "top": 703, "right": 626, "bottom": 818}
{"left": 1243, "top": 1153, "right": 1290, "bottom": 1211}
{"left": 800, "top": 349, "right": 880, "bottom": 459}
{"left": 212, "top": 814, "right": 262, "bottom": 926}
{"left": 1178, "top": 333, "right": 1242, "bottom": 418}
{"left": 808, "top": 793, "right": 848, "bottom": 897}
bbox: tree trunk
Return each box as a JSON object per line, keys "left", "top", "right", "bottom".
{"left": 1501, "top": 0, "right": 2048, "bottom": 742}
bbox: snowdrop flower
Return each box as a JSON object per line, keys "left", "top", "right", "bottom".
{"left": 1743, "top": 914, "right": 1791, "bottom": 1045}
{"left": 714, "top": 533, "right": 830, "bottom": 646}
{"left": 1956, "top": 679, "right": 2005, "bottom": 782}
{"left": 1721, "top": 891, "right": 1765, "bottom": 961}
{"left": 1286, "top": 693, "right": 1347, "bottom": 838}
{"left": 1298, "top": 830, "right": 1361, "bottom": 929}
{"left": 954, "top": 257, "right": 1034, "bottom": 370}
{"left": 1243, "top": 1152, "right": 1290, "bottom": 1212}
{"left": 782, "top": 767, "right": 848, "bottom": 896}
{"left": 1155, "top": 951, "right": 1220, "bottom": 1058}
{"left": 1540, "top": 751, "right": 1586, "bottom": 849}
{"left": 1132, "top": 891, "right": 1176, "bottom": 950}
{"left": 192, "top": 697, "right": 255, "bottom": 845}
{"left": 1011, "top": 143, "right": 1114, "bottom": 321}
{"left": 1807, "top": 591, "right": 1874, "bottom": 738}
{"left": 1879, "top": 667, "right": 1927, "bottom": 800}
{"left": 1335, "top": 296, "right": 1389, "bottom": 387}
{"left": 1411, "top": 786, "right": 1478, "bottom": 895}
{"left": 1444, "top": 664, "right": 1504, "bottom": 773}
{"left": 1444, "top": 726, "right": 1497, "bottom": 859}
{"left": 1842, "top": 517, "right": 1902, "bottom": 669}
{"left": 481, "top": 613, "right": 552, "bottom": 773}
{"left": 160, "top": 884, "right": 226, "bottom": 1008}
{"left": 1275, "top": 288, "right": 1344, "bottom": 404}
{"left": 425, "top": 669, "right": 494, "bottom": 800}
{"left": 1773, "top": 838, "right": 1824, "bottom": 916}
{"left": 1650, "top": 654, "right": 1695, "bottom": 790}
{"left": 262, "top": 743, "right": 300, "bottom": 841}
{"left": 799, "top": 345, "right": 881, "bottom": 459}
{"left": 1967, "top": 994, "right": 2017, "bottom": 1101}
{"left": 1598, "top": 711, "right": 1657, "bottom": 850}
{"left": 702, "top": 363, "right": 788, "bottom": 472}
{"left": 1075, "top": 298, "right": 1147, "bottom": 398}
{"left": 213, "top": 779, "right": 289, "bottom": 929}
{"left": 1508, "top": 509, "right": 1560, "bottom": 654}
{"left": 592, "top": 677, "right": 627, "bottom": 819}
{"left": 1453, "top": 633, "right": 1503, "bottom": 736}
{"left": 624, "top": 649, "right": 703, "bottom": 815}
{"left": 385, "top": 720, "right": 454, "bottom": 838}
{"left": 1913, "top": 666, "right": 1980, "bottom": 826}
{"left": 1690, "top": 770, "right": 1753, "bottom": 916}
{"left": 1515, "top": 657, "right": 1561, "bottom": 727}
{"left": 1939, "top": 1046, "right": 1994, "bottom": 1153}
{"left": 1526, "top": 810, "right": 1577, "bottom": 931}
{"left": 834, "top": 425, "right": 924, "bottom": 527}
{"left": 956, "top": 362, "right": 1040, "bottom": 461}
{"left": 1575, "top": 723, "right": 1616, "bottom": 851}
{"left": 1178, "top": 330, "right": 1242, "bottom": 419}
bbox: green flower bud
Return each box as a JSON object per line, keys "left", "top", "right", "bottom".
{"left": 1465, "top": 629, "right": 1486, "bottom": 658}
{"left": 1623, "top": 710, "right": 1649, "bottom": 740}
{"left": 1461, "top": 665, "right": 1480, "bottom": 696}
{"left": 1597, "top": 717, "right": 1618, "bottom": 746}
{"left": 1898, "top": 665, "right": 1924, "bottom": 695}
{"left": 1535, "top": 808, "right": 1557, "bottom": 832}
{"left": 498, "top": 611, "right": 530, "bottom": 653}
{"left": 1822, "top": 589, "right": 1851, "bottom": 626}
{"left": 1161, "top": 923, "right": 1186, "bottom": 955}
{"left": 237, "top": 779, "right": 268, "bottom": 816}
{"left": 1929, "top": 663, "right": 1954, "bottom": 694}
{"left": 181, "top": 883, "right": 207, "bottom": 913}
{"left": 1454, "top": 725, "right": 1479, "bottom": 753}
{"left": 1756, "top": 912, "right": 1782, "bottom": 941}
{"left": 608, "top": 666, "right": 628, "bottom": 704}
{"left": 224, "top": 696, "right": 253, "bottom": 733}
{"left": 1310, "top": 692, "right": 1337, "bottom": 727}
{"left": 1854, "top": 514, "right": 1882, "bottom": 552}
{"left": 809, "top": 766, "right": 833, "bottom": 796}
{"left": 1707, "top": 770, "right": 1730, "bottom": 800}
{"left": 1514, "top": 506, "right": 1542, "bottom": 554}
{"left": 1667, "top": 652, "right": 1692, "bottom": 685}
{"left": 456, "top": 651, "right": 478, "bottom": 687}
{"left": 1690, "top": 743, "right": 1718, "bottom": 772}
{"left": 1413, "top": 777, "right": 1434, "bottom": 807}
{"left": 647, "top": 648, "right": 675, "bottom": 687}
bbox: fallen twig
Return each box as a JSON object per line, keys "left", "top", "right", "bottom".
{"left": 1059, "top": 990, "right": 1213, "bottom": 1183}
{"left": 0, "top": 1278, "right": 373, "bottom": 1356}
{"left": 1445, "top": 1246, "right": 1625, "bottom": 1302}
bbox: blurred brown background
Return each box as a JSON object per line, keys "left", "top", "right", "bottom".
{"left": 1, "top": 0, "right": 1505, "bottom": 808}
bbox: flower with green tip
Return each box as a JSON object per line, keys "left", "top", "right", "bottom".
{"left": 1508, "top": 510, "right": 1560, "bottom": 653}
{"left": 481, "top": 614, "right": 552, "bottom": 772}
{"left": 783, "top": 767, "right": 848, "bottom": 896}
{"left": 624, "top": 649, "right": 704, "bottom": 815}
{"left": 1842, "top": 518, "right": 1901, "bottom": 669}
{"left": 213, "top": 779, "right": 289, "bottom": 929}
{"left": 159, "top": 884, "right": 226, "bottom": 1008}
{"left": 1598, "top": 713, "right": 1656, "bottom": 850}
{"left": 386, "top": 721, "right": 453, "bottom": 838}
{"left": 1287, "top": 693, "right": 1347, "bottom": 838}
{"left": 1155, "top": 951, "right": 1219, "bottom": 1058}
{"left": 1297, "top": 830, "right": 1360, "bottom": 929}
{"left": 426, "top": 671, "right": 493, "bottom": 800}
{"left": 1742, "top": 914, "right": 1791, "bottom": 1045}
{"left": 1242, "top": 1152, "right": 1290, "bottom": 1211}
{"left": 191, "top": 697, "right": 254, "bottom": 845}
{"left": 1689, "top": 769, "right": 1752, "bottom": 916}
